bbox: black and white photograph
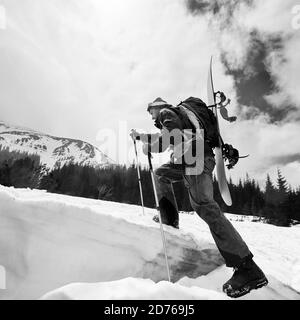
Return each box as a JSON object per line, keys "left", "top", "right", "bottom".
{"left": 0, "top": 0, "right": 300, "bottom": 303}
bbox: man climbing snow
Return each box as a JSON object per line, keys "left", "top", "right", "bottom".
{"left": 130, "top": 97, "right": 268, "bottom": 298}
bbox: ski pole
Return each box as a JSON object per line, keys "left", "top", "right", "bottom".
{"left": 147, "top": 152, "right": 171, "bottom": 282}
{"left": 170, "top": 182, "right": 179, "bottom": 213}
{"left": 132, "top": 138, "right": 145, "bottom": 216}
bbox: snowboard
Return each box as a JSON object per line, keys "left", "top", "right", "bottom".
{"left": 207, "top": 57, "right": 232, "bottom": 206}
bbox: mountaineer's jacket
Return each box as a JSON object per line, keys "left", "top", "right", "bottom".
{"left": 138, "top": 108, "right": 214, "bottom": 160}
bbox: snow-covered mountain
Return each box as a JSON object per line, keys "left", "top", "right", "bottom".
{"left": 0, "top": 121, "right": 114, "bottom": 169}
{"left": 0, "top": 186, "right": 299, "bottom": 300}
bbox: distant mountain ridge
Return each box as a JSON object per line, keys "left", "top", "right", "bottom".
{"left": 0, "top": 121, "right": 114, "bottom": 169}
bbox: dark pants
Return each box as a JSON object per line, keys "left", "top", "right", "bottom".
{"left": 154, "top": 156, "right": 253, "bottom": 267}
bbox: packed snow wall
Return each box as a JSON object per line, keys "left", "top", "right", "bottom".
{"left": 0, "top": 186, "right": 223, "bottom": 299}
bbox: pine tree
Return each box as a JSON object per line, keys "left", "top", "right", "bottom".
{"left": 277, "top": 169, "right": 288, "bottom": 197}
{"left": 275, "top": 169, "right": 290, "bottom": 226}
{"left": 265, "top": 174, "right": 277, "bottom": 205}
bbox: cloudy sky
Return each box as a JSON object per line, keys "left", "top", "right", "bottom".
{"left": 0, "top": 0, "right": 300, "bottom": 188}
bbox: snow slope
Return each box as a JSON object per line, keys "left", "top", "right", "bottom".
{"left": 0, "top": 186, "right": 299, "bottom": 300}
{"left": 0, "top": 121, "right": 114, "bottom": 169}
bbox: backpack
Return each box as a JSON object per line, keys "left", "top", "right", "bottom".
{"left": 176, "top": 97, "right": 220, "bottom": 149}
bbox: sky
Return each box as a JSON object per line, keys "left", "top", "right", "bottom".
{"left": 0, "top": 0, "right": 300, "bottom": 188}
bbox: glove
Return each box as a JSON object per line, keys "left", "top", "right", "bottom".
{"left": 130, "top": 129, "right": 141, "bottom": 141}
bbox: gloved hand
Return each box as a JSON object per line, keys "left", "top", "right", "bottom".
{"left": 130, "top": 129, "right": 141, "bottom": 141}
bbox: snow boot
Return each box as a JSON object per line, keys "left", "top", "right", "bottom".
{"left": 152, "top": 197, "right": 179, "bottom": 229}
{"left": 223, "top": 257, "right": 268, "bottom": 298}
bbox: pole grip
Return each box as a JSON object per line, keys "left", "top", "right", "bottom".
{"left": 132, "top": 136, "right": 145, "bottom": 215}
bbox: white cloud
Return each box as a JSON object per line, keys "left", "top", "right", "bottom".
{"left": 0, "top": 0, "right": 219, "bottom": 133}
